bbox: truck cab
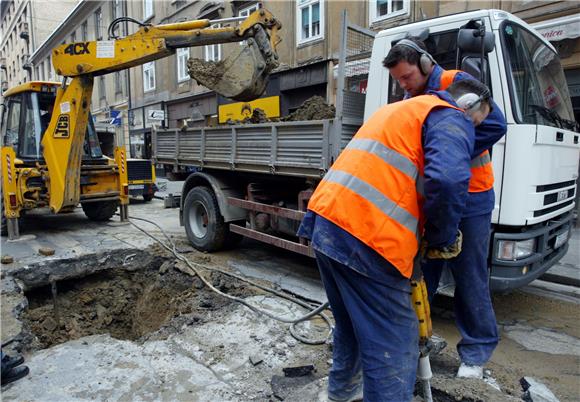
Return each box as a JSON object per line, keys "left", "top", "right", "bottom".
{"left": 366, "top": 10, "right": 579, "bottom": 291}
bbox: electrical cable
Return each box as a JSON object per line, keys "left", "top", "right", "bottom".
{"left": 124, "top": 214, "right": 333, "bottom": 345}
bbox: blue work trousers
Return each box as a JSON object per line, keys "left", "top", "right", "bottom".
{"left": 422, "top": 213, "right": 499, "bottom": 366}
{"left": 315, "top": 251, "right": 418, "bottom": 402}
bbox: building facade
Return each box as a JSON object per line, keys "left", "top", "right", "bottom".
{"left": 8, "top": 1, "right": 577, "bottom": 157}
{"left": 0, "top": 0, "right": 77, "bottom": 91}
{"left": 27, "top": 0, "right": 131, "bottom": 152}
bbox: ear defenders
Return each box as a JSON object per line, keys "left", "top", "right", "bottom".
{"left": 395, "top": 39, "right": 436, "bottom": 75}
{"left": 456, "top": 87, "right": 491, "bottom": 111}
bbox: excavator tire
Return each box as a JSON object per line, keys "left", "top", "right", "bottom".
{"left": 82, "top": 201, "right": 119, "bottom": 221}
{"left": 183, "top": 186, "right": 242, "bottom": 251}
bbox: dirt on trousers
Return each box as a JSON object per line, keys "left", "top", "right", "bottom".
{"left": 21, "top": 255, "right": 253, "bottom": 351}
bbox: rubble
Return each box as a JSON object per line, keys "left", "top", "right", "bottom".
{"left": 521, "top": 377, "right": 560, "bottom": 402}
{"left": 1, "top": 255, "right": 14, "bottom": 264}
{"left": 38, "top": 247, "right": 55, "bottom": 256}
{"left": 280, "top": 96, "right": 336, "bottom": 121}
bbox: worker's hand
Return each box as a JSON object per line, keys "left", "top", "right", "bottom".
{"left": 425, "top": 230, "right": 462, "bottom": 259}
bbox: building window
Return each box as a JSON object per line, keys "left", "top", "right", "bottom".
{"left": 143, "top": 61, "right": 155, "bottom": 92}
{"left": 205, "top": 24, "right": 221, "bottom": 62}
{"left": 115, "top": 71, "right": 123, "bottom": 94}
{"left": 99, "top": 76, "right": 106, "bottom": 99}
{"left": 95, "top": 8, "right": 103, "bottom": 40}
{"left": 112, "top": 0, "right": 126, "bottom": 36}
{"left": 239, "top": 3, "right": 259, "bottom": 17}
{"left": 81, "top": 21, "right": 88, "bottom": 41}
{"left": 369, "top": 0, "right": 409, "bottom": 23}
{"left": 238, "top": 3, "right": 259, "bottom": 45}
{"left": 296, "top": 0, "right": 323, "bottom": 45}
{"left": 143, "top": 0, "right": 153, "bottom": 20}
{"left": 177, "top": 48, "right": 190, "bottom": 82}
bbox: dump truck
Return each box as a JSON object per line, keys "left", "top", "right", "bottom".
{"left": 1, "top": 9, "right": 281, "bottom": 239}
{"left": 154, "top": 9, "right": 579, "bottom": 292}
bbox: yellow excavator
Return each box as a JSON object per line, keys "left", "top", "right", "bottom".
{"left": 1, "top": 9, "right": 281, "bottom": 239}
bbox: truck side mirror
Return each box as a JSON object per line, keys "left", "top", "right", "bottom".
{"left": 457, "top": 29, "right": 495, "bottom": 54}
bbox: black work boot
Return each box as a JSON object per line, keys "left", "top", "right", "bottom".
{"left": 1, "top": 365, "right": 30, "bottom": 386}
{"left": 1, "top": 353, "right": 24, "bottom": 371}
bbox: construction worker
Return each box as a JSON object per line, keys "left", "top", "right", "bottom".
{"left": 298, "top": 79, "right": 493, "bottom": 401}
{"left": 384, "top": 38, "right": 507, "bottom": 379}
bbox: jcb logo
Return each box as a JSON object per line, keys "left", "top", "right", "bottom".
{"left": 64, "top": 42, "right": 90, "bottom": 56}
{"left": 54, "top": 114, "right": 70, "bottom": 138}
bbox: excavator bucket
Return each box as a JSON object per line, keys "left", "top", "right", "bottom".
{"left": 187, "top": 25, "right": 278, "bottom": 102}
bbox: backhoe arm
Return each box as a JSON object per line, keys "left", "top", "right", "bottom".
{"left": 42, "top": 9, "right": 281, "bottom": 214}
{"left": 51, "top": 9, "right": 281, "bottom": 99}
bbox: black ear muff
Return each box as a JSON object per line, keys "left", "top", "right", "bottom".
{"left": 396, "top": 39, "right": 436, "bottom": 76}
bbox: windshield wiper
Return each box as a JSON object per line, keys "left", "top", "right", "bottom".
{"left": 529, "top": 105, "right": 580, "bottom": 132}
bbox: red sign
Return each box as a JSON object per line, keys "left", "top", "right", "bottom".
{"left": 543, "top": 86, "right": 560, "bottom": 108}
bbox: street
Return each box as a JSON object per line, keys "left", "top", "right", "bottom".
{"left": 0, "top": 198, "right": 578, "bottom": 401}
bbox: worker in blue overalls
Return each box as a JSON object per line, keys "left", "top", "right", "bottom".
{"left": 384, "top": 38, "right": 507, "bottom": 379}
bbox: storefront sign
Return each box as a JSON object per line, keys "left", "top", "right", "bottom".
{"left": 218, "top": 96, "right": 280, "bottom": 123}
{"left": 532, "top": 15, "right": 580, "bottom": 42}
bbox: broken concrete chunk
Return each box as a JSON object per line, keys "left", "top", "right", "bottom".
{"left": 39, "top": 247, "right": 55, "bottom": 256}
{"left": 521, "top": 377, "right": 560, "bottom": 402}
{"left": 283, "top": 364, "right": 315, "bottom": 378}
{"left": 1, "top": 255, "right": 14, "bottom": 264}
{"left": 159, "top": 260, "right": 174, "bottom": 274}
{"left": 249, "top": 354, "right": 264, "bottom": 366}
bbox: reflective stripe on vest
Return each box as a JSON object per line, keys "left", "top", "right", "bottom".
{"left": 308, "top": 95, "right": 462, "bottom": 278}
{"left": 322, "top": 169, "right": 419, "bottom": 237}
{"left": 468, "top": 150, "right": 494, "bottom": 192}
{"left": 345, "top": 138, "right": 425, "bottom": 197}
{"left": 470, "top": 151, "right": 491, "bottom": 168}
{"left": 439, "top": 69, "right": 494, "bottom": 193}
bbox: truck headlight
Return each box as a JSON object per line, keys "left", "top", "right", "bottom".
{"left": 497, "top": 239, "right": 536, "bottom": 261}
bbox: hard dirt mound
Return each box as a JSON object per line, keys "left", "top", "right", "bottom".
{"left": 281, "top": 96, "right": 336, "bottom": 121}
{"left": 228, "top": 96, "right": 336, "bottom": 125}
{"left": 187, "top": 58, "right": 225, "bottom": 88}
{"left": 22, "top": 258, "right": 251, "bottom": 350}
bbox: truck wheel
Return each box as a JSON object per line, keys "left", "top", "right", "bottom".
{"left": 143, "top": 194, "right": 154, "bottom": 202}
{"left": 183, "top": 186, "right": 228, "bottom": 252}
{"left": 82, "top": 201, "right": 119, "bottom": 221}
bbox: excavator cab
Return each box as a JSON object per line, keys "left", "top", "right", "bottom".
{"left": 1, "top": 82, "right": 103, "bottom": 164}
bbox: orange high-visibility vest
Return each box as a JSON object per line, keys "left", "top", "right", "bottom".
{"left": 307, "top": 95, "right": 461, "bottom": 278}
{"left": 440, "top": 70, "right": 494, "bottom": 193}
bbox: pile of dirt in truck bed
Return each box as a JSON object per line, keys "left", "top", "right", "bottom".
{"left": 227, "top": 96, "right": 336, "bottom": 125}
{"left": 187, "top": 58, "right": 225, "bottom": 88}
{"left": 22, "top": 258, "right": 252, "bottom": 350}
{"left": 241, "top": 107, "right": 270, "bottom": 123}
{"left": 280, "top": 96, "right": 336, "bottom": 121}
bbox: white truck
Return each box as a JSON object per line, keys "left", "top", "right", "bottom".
{"left": 154, "top": 9, "right": 579, "bottom": 292}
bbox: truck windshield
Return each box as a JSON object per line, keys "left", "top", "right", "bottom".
{"left": 501, "top": 22, "right": 576, "bottom": 130}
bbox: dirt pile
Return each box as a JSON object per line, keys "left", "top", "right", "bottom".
{"left": 228, "top": 96, "right": 336, "bottom": 125}
{"left": 22, "top": 259, "right": 251, "bottom": 350}
{"left": 281, "top": 96, "right": 336, "bottom": 121}
{"left": 187, "top": 58, "right": 225, "bottom": 88}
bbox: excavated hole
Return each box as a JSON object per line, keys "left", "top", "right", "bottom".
{"left": 20, "top": 255, "right": 250, "bottom": 350}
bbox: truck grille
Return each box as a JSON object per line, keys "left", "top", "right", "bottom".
{"left": 534, "top": 199, "right": 574, "bottom": 217}
{"left": 127, "top": 160, "right": 153, "bottom": 181}
{"left": 536, "top": 180, "right": 575, "bottom": 192}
